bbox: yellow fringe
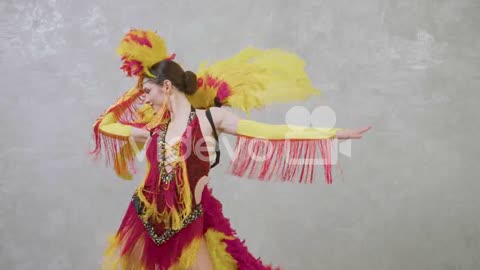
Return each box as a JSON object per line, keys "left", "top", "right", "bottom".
{"left": 102, "top": 230, "right": 239, "bottom": 270}
{"left": 102, "top": 234, "right": 121, "bottom": 270}
{"left": 102, "top": 233, "right": 148, "bottom": 270}
{"left": 170, "top": 230, "right": 239, "bottom": 270}
{"left": 169, "top": 237, "right": 202, "bottom": 270}
{"left": 134, "top": 103, "right": 156, "bottom": 124}
{"left": 176, "top": 157, "right": 193, "bottom": 228}
{"left": 134, "top": 160, "right": 165, "bottom": 224}
{"left": 94, "top": 86, "right": 146, "bottom": 180}
{"left": 110, "top": 100, "right": 153, "bottom": 180}
{"left": 156, "top": 157, "right": 194, "bottom": 230}
{"left": 134, "top": 128, "right": 193, "bottom": 231}
{"left": 145, "top": 96, "right": 170, "bottom": 130}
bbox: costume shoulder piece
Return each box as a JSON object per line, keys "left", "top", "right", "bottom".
{"left": 187, "top": 47, "right": 320, "bottom": 114}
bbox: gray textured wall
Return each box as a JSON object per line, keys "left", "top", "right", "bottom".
{"left": 1, "top": 0, "right": 479, "bottom": 269}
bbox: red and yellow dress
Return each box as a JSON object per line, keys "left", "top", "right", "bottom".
{"left": 92, "top": 90, "right": 339, "bottom": 270}
{"left": 99, "top": 105, "right": 282, "bottom": 269}
{"left": 92, "top": 89, "right": 293, "bottom": 269}
{"left": 91, "top": 28, "right": 342, "bottom": 270}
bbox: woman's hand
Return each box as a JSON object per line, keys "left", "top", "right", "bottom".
{"left": 131, "top": 127, "right": 150, "bottom": 143}
{"left": 335, "top": 126, "right": 372, "bottom": 139}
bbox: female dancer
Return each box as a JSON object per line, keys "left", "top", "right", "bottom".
{"left": 91, "top": 29, "right": 371, "bottom": 270}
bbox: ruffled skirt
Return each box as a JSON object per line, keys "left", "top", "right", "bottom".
{"left": 103, "top": 186, "right": 280, "bottom": 270}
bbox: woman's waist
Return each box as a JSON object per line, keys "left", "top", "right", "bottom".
{"left": 131, "top": 192, "right": 204, "bottom": 246}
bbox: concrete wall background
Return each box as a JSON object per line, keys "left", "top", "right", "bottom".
{"left": 1, "top": 0, "right": 479, "bottom": 269}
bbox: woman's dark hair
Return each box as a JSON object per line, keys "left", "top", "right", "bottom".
{"left": 146, "top": 60, "right": 198, "bottom": 95}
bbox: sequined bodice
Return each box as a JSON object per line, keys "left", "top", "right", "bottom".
{"left": 131, "top": 107, "right": 212, "bottom": 246}
{"left": 156, "top": 108, "right": 196, "bottom": 183}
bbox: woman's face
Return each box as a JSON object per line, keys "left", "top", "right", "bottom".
{"left": 143, "top": 80, "right": 170, "bottom": 111}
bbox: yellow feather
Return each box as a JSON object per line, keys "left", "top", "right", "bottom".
{"left": 187, "top": 46, "right": 320, "bottom": 113}
{"left": 116, "top": 29, "right": 171, "bottom": 77}
{"left": 204, "top": 229, "right": 238, "bottom": 269}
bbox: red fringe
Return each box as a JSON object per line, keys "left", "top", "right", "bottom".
{"left": 162, "top": 170, "right": 178, "bottom": 210}
{"left": 112, "top": 129, "right": 204, "bottom": 269}
{"left": 228, "top": 136, "right": 335, "bottom": 184}
{"left": 120, "top": 59, "right": 144, "bottom": 77}
{"left": 146, "top": 116, "right": 199, "bottom": 224}
{"left": 141, "top": 133, "right": 161, "bottom": 210}
{"left": 90, "top": 88, "right": 146, "bottom": 177}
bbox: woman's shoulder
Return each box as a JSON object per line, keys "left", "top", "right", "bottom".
{"left": 195, "top": 107, "right": 222, "bottom": 124}
{"left": 195, "top": 109, "right": 214, "bottom": 136}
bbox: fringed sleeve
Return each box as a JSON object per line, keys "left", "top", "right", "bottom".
{"left": 228, "top": 119, "right": 343, "bottom": 184}
{"left": 90, "top": 86, "right": 152, "bottom": 180}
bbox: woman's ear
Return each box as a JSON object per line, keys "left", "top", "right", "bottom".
{"left": 163, "top": 80, "right": 172, "bottom": 92}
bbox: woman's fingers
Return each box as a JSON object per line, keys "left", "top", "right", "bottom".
{"left": 356, "top": 126, "right": 372, "bottom": 134}
{"left": 336, "top": 126, "right": 372, "bottom": 139}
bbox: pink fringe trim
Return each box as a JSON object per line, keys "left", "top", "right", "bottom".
{"left": 228, "top": 136, "right": 335, "bottom": 184}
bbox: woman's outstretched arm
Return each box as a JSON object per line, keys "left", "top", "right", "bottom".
{"left": 208, "top": 106, "right": 371, "bottom": 140}
{"left": 98, "top": 110, "right": 150, "bottom": 143}
{"left": 207, "top": 106, "right": 372, "bottom": 183}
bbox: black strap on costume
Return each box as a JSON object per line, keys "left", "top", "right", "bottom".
{"left": 205, "top": 108, "right": 220, "bottom": 168}
{"left": 149, "top": 106, "right": 196, "bottom": 137}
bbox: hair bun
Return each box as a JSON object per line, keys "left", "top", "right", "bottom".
{"left": 184, "top": 71, "right": 198, "bottom": 95}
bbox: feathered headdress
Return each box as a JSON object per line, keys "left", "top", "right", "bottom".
{"left": 90, "top": 28, "right": 174, "bottom": 180}
{"left": 117, "top": 29, "right": 176, "bottom": 78}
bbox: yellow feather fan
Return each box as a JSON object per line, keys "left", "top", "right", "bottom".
{"left": 187, "top": 46, "right": 320, "bottom": 113}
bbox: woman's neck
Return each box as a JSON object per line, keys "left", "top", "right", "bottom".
{"left": 169, "top": 91, "right": 192, "bottom": 120}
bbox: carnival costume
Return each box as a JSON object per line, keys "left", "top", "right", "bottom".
{"left": 91, "top": 29, "right": 342, "bottom": 270}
